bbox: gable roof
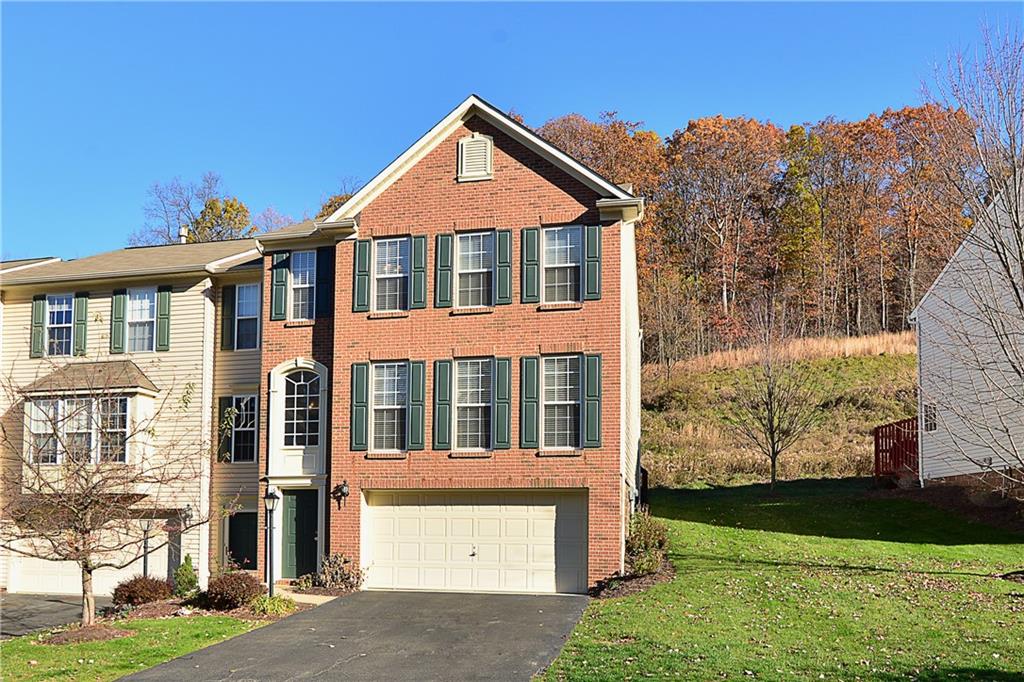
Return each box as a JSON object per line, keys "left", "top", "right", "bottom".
{"left": 1, "top": 239, "right": 259, "bottom": 287}
{"left": 22, "top": 360, "right": 159, "bottom": 396}
{"left": 322, "top": 94, "right": 638, "bottom": 224}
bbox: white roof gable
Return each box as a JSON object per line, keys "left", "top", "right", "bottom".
{"left": 325, "top": 94, "right": 635, "bottom": 223}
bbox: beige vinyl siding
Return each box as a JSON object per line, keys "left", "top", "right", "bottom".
{"left": 0, "top": 277, "right": 215, "bottom": 589}
{"left": 210, "top": 278, "right": 262, "bottom": 569}
{"left": 619, "top": 220, "right": 641, "bottom": 496}
{"left": 916, "top": 208, "right": 1024, "bottom": 482}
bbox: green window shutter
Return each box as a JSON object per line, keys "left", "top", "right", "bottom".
{"left": 434, "top": 234, "right": 453, "bottom": 308}
{"left": 521, "top": 228, "right": 540, "bottom": 303}
{"left": 350, "top": 363, "right": 369, "bottom": 451}
{"left": 73, "top": 292, "right": 89, "bottom": 356}
{"left": 221, "top": 284, "right": 236, "bottom": 351}
{"left": 519, "top": 356, "right": 540, "bottom": 448}
{"left": 493, "top": 357, "right": 511, "bottom": 449}
{"left": 110, "top": 289, "right": 127, "bottom": 354}
{"left": 433, "top": 359, "right": 452, "bottom": 450}
{"left": 496, "top": 230, "right": 512, "bottom": 305}
{"left": 410, "top": 236, "right": 427, "bottom": 310}
{"left": 583, "top": 225, "right": 602, "bottom": 301}
{"left": 218, "top": 396, "right": 234, "bottom": 461}
{"left": 156, "top": 285, "right": 172, "bottom": 352}
{"left": 30, "top": 295, "right": 46, "bottom": 358}
{"left": 582, "top": 354, "right": 602, "bottom": 448}
{"left": 270, "top": 252, "right": 289, "bottom": 321}
{"left": 353, "top": 240, "right": 371, "bottom": 313}
{"left": 316, "top": 245, "right": 335, "bottom": 318}
{"left": 407, "top": 360, "right": 425, "bottom": 450}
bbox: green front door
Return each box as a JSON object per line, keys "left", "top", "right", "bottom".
{"left": 282, "top": 490, "right": 318, "bottom": 579}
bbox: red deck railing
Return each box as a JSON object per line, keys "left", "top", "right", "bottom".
{"left": 873, "top": 417, "right": 919, "bottom": 479}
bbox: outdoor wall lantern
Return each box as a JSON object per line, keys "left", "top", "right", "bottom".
{"left": 263, "top": 488, "right": 281, "bottom": 597}
{"left": 331, "top": 480, "right": 350, "bottom": 509}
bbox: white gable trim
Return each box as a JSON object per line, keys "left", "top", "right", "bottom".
{"left": 325, "top": 95, "right": 634, "bottom": 224}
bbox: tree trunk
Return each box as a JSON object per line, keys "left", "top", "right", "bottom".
{"left": 770, "top": 456, "right": 778, "bottom": 491}
{"left": 81, "top": 566, "right": 96, "bottom": 626}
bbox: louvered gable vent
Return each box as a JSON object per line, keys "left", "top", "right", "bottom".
{"left": 457, "top": 132, "right": 493, "bottom": 181}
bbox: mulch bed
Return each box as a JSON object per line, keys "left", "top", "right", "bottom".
{"left": 589, "top": 558, "right": 676, "bottom": 599}
{"left": 42, "top": 624, "right": 129, "bottom": 645}
{"left": 870, "top": 483, "right": 1024, "bottom": 535}
{"left": 288, "top": 586, "right": 357, "bottom": 597}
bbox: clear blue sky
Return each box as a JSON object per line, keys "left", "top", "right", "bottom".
{"left": 2, "top": 2, "right": 1019, "bottom": 260}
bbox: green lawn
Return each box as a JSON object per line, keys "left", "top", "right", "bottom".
{"left": 544, "top": 479, "right": 1024, "bottom": 681}
{"left": 1, "top": 616, "right": 257, "bottom": 681}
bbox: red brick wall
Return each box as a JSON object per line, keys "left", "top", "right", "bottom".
{"left": 257, "top": 116, "right": 626, "bottom": 587}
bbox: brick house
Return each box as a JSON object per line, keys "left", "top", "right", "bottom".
{"left": 251, "top": 95, "right": 643, "bottom": 593}
{"left": 0, "top": 95, "right": 642, "bottom": 596}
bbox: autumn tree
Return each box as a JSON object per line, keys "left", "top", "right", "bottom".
{"left": 130, "top": 172, "right": 256, "bottom": 245}
{"left": 0, "top": 359, "right": 210, "bottom": 625}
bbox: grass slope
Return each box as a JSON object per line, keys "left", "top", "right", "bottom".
{"left": 544, "top": 480, "right": 1024, "bottom": 681}
{"left": 1, "top": 616, "right": 257, "bottom": 681}
{"left": 643, "top": 354, "right": 917, "bottom": 487}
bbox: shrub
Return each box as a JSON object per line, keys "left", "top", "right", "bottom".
{"left": 206, "top": 571, "right": 263, "bottom": 610}
{"left": 626, "top": 507, "right": 670, "bottom": 576}
{"left": 112, "top": 575, "right": 173, "bottom": 606}
{"left": 173, "top": 554, "right": 199, "bottom": 597}
{"left": 293, "top": 553, "right": 363, "bottom": 592}
{"left": 248, "top": 594, "right": 297, "bottom": 616}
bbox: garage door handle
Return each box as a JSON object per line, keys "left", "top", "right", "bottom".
{"left": 470, "top": 545, "right": 477, "bottom": 557}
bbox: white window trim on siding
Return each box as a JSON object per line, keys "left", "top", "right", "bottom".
{"left": 45, "top": 293, "right": 75, "bottom": 357}
{"left": 234, "top": 283, "right": 261, "bottom": 350}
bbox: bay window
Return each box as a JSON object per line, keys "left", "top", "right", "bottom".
{"left": 28, "top": 396, "right": 129, "bottom": 464}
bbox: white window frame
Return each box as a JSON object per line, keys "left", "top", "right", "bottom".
{"left": 289, "top": 250, "right": 316, "bottom": 321}
{"left": 369, "top": 361, "right": 408, "bottom": 453}
{"left": 371, "top": 238, "right": 411, "bottom": 313}
{"left": 923, "top": 404, "right": 937, "bottom": 433}
{"left": 126, "top": 287, "right": 157, "bottom": 353}
{"left": 540, "top": 355, "right": 582, "bottom": 451}
{"left": 234, "top": 283, "right": 261, "bottom": 350}
{"left": 453, "top": 358, "right": 493, "bottom": 452}
{"left": 45, "top": 293, "right": 75, "bottom": 357}
{"left": 540, "top": 226, "right": 584, "bottom": 304}
{"left": 27, "top": 395, "right": 131, "bottom": 465}
{"left": 282, "top": 370, "right": 320, "bottom": 448}
{"left": 457, "top": 132, "right": 494, "bottom": 182}
{"left": 455, "top": 232, "right": 495, "bottom": 309}
{"left": 229, "top": 394, "right": 258, "bottom": 463}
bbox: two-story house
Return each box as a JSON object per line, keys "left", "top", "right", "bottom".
{"left": 1, "top": 95, "right": 642, "bottom": 596}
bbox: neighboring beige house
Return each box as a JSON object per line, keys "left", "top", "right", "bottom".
{"left": 0, "top": 241, "right": 262, "bottom": 595}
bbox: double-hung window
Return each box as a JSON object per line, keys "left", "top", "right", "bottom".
{"left": 28, "top": 396, "right": 129, "bottom": 464}
{"left": 127, "top": 288, "right": 157, "bottom": 352}
{"left": 371, "top": 362, "right": 407, "bottom": 451}
{"left": 283, "top": 371, "right": 319, "bottom": 447}
{"left": 229, "top": 395, "right": 257, "bottom": 462}
{"left": 456, "top": 232, "right": 494, "bottom": 307}
{"left": 542, "top": 356, "right": 581, "bottom": 449}
{"left": 235, "top": 284, "right": 260, "bottom": 349}
{"left": 46, "top": 294, "right": 74, "bottom": 356}
{"left": 290, "top": 251, "right": 316, "bottom": 320}
{"left": 542, "top": 226, "right": 582, "bottom": 303}
{"left": 373, "top": 238, "right": 410, "bottom": 312}
{"left": 455, "top": 359, "right": 492, "bottom": 450}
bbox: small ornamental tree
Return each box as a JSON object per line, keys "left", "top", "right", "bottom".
{"left": 0, "top": 357, "right": 209, "bottom": 626}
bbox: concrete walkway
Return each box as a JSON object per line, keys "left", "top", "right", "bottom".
{"left": 128, "top": 591, "right": 588, "bottom": 681}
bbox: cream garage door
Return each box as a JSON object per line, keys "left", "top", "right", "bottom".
{"left": 7, "top": 543, "right": 171, "bottom": 596}
{"left": 363, "top": 490, "right": 588, "bottom": 594}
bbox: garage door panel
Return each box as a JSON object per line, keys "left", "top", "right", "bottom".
{"left": 363, "top": 489, "right": 588, "bottom": 594}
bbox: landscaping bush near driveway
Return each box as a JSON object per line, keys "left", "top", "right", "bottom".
{"left": 205, "top": 571, "right": 263, "bottom": 610}
{"left": 625, "top": 507, "right": 669, "bottom": 576}
{"left": 294, "top": 553, "right": 363, "bottom": 594}
{"left": 248, "top": 594, "right": 297, "bottom": 617}
{"left": 111, "top": 575, "right": 173, "bottom": 607}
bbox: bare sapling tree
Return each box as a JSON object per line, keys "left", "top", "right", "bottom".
{"left": 725, "top": 305, "right": 827, "bottom": 490}
{"left": 0, "top": 358, "right": 210, "bottom": 626}
{"left": 916, "top": 24, "right": 1024, "bottom": 499}
{"left": 130, "top": 171, "right": 255, "bottom": 245}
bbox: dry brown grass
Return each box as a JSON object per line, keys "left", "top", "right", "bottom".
{"left": 648, "top": 331, "right": 916, "bottom": 378}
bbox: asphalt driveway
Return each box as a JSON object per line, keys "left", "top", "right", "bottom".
{"left": 128, "top": 591, "right": 588, "bottom": 681}
{"left": 1, "top": 593, "right": 111, "bottom": 638}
